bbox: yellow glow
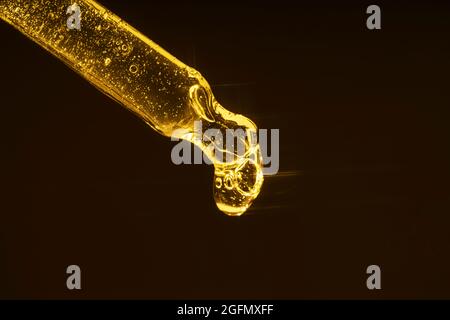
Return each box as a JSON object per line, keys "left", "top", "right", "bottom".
{"left": 0, "top": 0, "right": 264, "bottom": 215}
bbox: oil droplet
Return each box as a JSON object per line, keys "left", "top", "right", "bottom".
{"left": 129, "top": 64, "right": 138, "bottom": 74}
{"left": 55, "top": 34, "right": 64, "bottom": 45}
{"left": 104, "top": 57, "right": 111, "bottom": 66}
{"left": 224, "top": 174, "right": 234, "bottom": 190}
{"left": 215, "top": 177, "right": 222, "bottom": 189}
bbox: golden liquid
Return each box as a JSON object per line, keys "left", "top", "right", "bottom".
{"left": 0, "top": 0, "right": 264, "bottom": 216}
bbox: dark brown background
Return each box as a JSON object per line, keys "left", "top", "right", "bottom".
{"left": 0, "top": 0, "right": 449, "bottom": 299}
